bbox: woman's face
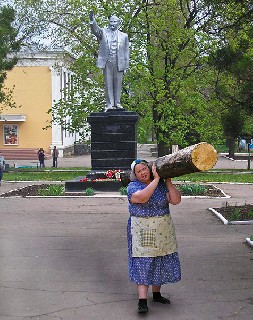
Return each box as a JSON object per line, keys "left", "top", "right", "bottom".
{"left": 134, "top": 163, "right": 151, "bottom": 183}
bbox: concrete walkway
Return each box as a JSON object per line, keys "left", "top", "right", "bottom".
{"left": 0, "top": 152, "right": 252, "bottom": 319}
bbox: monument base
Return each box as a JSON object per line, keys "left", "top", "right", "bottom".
{"left": 65, "top": 179, "right": 122, "bottom": 192}
{"left": 88, "top": 108, "right": 138, "bottom": 170}
{"left": 64, "top": 168, "right": 125, "bottom": 193}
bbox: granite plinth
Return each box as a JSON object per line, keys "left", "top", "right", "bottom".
{"left": 88, "top": 109, "right": 138, "bottom": 170}
{"left": 65, "top": 180, "right": 123, "bottom": 192}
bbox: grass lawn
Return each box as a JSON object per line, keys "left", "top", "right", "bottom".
{"left": 2, "top": 167, "right": 253, "bottom": 183}
{"left": 3, "top": 168, "right": 89, "bottom": 181}
{"left": 176, "top": 170, "right": 253, "bottom": 183}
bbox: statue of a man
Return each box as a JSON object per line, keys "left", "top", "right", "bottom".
{"left": 89, "top": 11, "right": 129, "bottom": 111}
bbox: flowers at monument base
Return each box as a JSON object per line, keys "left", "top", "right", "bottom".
{"left": 79, "top": 169, "right": 123, "bottom": 182}
{"left": 105, "top": 170, "right": 114, "bottom": 179}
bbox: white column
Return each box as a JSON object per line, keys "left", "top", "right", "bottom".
{"left": 50, "top": 66, "right": 64, "bottom": 157}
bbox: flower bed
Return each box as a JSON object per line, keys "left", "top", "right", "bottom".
{"left": 1, "top": 182, "right": 227, "bottom": 198}
{"left": 65, "top": 169, "right": 124, "bottom": 192}
{"left": 209, "top": 204, "right": 253, "bottom": 225}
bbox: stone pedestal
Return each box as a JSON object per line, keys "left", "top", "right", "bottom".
{"left": 87, "top": 109, "right": 138, "bottom": 170}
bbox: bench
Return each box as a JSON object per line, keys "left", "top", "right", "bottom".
{"left": 14, "top": 163, "right": 40, "bottom": 171}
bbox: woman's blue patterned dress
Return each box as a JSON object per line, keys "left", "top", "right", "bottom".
{"left": 127, "top": 180, "right": 181, "bottom": 285}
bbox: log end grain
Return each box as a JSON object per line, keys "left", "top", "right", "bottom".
{"left": 191, "top": 142, "right": 218, "bottom": 171}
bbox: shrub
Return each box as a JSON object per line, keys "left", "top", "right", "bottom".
{"left": 247, "top": 210, "right": 253, "bottom": 218}
{"left": 178, "top": 184, "right": 206, "bottom": 195}
{"left": 230, "top": 208, "right": 242, "bottom": 221}
{"left": 119, "top": 186, "right": 128, "bottom": 195}
{"left": 37, "top": 185, "right": 64, "bottom": 196}
{"left": 85, "top": 188, "right": 94, "bottom": 196}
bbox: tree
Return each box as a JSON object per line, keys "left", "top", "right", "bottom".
{"left": 207, "top": 0, "right": 253, "bottom": 157}
{"left": 122, "top": 0, "right": 226, "bottom": 155}
{"left": 13, "top": 0, "right": 227, "bottom": 151}
{"left": 0, "top": 5, "right": 21, "bottom": 112}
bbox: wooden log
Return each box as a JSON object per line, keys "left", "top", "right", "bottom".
{"left": 155, "top": 142, "right": 218, "bottom": 178}
{"left": 120, "top": 142, "right": 217, "bottom": 186}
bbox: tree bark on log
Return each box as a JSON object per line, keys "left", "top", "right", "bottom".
{"left": 155, "top": 142, "right": 218, "bottom": 178}
{"left": 121, "top": 142, "right": 217, "bottom": 186}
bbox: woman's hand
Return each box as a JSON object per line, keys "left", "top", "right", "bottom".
{"left": 152, "top": 163, "right": 160, "bottom": 180}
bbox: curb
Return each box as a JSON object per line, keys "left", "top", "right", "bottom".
{"left": 246, "top": 238, "right": 253, "bottom": 248}
{"left": 208, "top": 207, "right": 253, "bottom": 225}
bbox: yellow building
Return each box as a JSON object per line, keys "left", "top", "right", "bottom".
{"left": 0, "top": 51, "right": 80, "bottom": 159}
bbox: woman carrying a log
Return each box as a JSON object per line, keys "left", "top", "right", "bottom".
{"left": 127, "top": 159, "right": 182, "bottom": 314}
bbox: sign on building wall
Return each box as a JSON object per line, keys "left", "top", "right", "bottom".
{"left": 3, "top": 124, "right": 18, "bottom": 145}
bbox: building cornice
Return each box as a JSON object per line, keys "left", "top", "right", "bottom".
{"left": 10, "top": 51, "right": 75, "bottom": 68}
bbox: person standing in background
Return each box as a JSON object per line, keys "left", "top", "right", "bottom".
{"left": 0, "top": 151, "right": 5, "bottom": 185}
{"left": 52, "top": 146, "right": 59, "bottom": 168}
{"left": 38, "top": 148, "right": 45, "bottom": 168}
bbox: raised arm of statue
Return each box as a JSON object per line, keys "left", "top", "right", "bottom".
{"left": 89, "top": 11, "right": 103, "bottom": 40}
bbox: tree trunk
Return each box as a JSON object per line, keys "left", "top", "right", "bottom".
{"left": 157, "top": 140, "right": 171, "bottom": 157}
{"left": 120, "top": 142, "right": 217, "bottom": 186}
{"left": 227, "top": 137, "right": 235, "bottom": 159}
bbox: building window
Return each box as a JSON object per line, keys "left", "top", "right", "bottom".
{"left": 3, "top": 124, "right": 18, "bottom": 145}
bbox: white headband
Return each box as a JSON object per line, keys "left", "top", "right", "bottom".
{"left": 130, "top": 159, "right": 148, "bottom": 171}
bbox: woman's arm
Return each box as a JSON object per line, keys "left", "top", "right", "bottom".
{"left": 165, "top": 178, "right": 181, "bottom": 205}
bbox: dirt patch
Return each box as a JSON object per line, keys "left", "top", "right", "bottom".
{"left": 0, "top": 184, "right": 62, "bottom": 197}
{"left": 213, "top": 204, "right": 253, "bottom": 221}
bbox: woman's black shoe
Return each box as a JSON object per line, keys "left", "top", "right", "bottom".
{"left": 153, "top": 292, "right": 171, "bottom": 304}
{"left": 138, "top": 304, "right": 149, "bottom": 313}
{"left": 138, "top": 299, "right": 148, "bottom": 313}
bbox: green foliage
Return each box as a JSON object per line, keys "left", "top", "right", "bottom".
{"left": 85, "top": 187, "right": 94, "bottom": 196}
{"left": 177, "top": 171, "right": 253, "bottom": 183}
{"left": 213, "top": 142, "right": 228, "bottom": 153}
{"left": 208, "top": 1, "right": 253, "bottom": 156}
{"left": 119, "top": 186, "right": 127, "bottom": 195}
{"left": 230, "top": 208, "right": 242, "bottom": 221}
{"left": 37, "top": 184, "right": 64, "bottom": 196}
{"left": 5, "top": 169, "right": 89, "bottom": 181}
{"left": 135, "top": 1, "right": 212, "bottom": 150}
{"left": 178, "top": 184, "right": 206, "bottom": 196}
{"left": 221, "top": 108, "right": 244, "bottom": 138}
{"left": 0, "top": 5, "right": 21, "bottom": 110}
{"left": 247, "top": 211, "right": 253, "bottom": 219}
